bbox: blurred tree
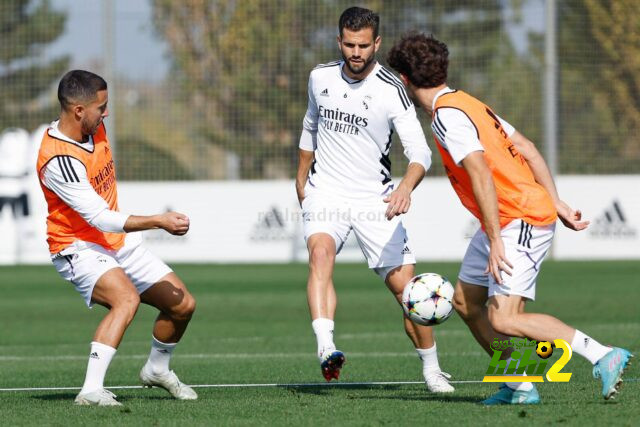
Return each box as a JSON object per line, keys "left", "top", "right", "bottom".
{"left": 558, "top": 0, "right": 639, "bottom": 173}
{"left": 0, "top": 0, "right": 68, "bottom": 131}
{"left": 152, "top": 0, "right": 534, "bottom": 178}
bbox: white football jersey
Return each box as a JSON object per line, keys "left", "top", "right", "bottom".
{"left": 299, "top": 61, "right": 431, "bottom": 199}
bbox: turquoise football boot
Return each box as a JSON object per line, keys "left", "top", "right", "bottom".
{"left": 593, "top": 347, "right": 633, "bottom": 400}
{"left": 481, "top": 384, "right": 540, "bottom": 405}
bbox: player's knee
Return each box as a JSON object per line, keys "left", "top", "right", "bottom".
{"left": 172, "top": 292, "right": 196, "bottom": 321}
{"left": 452, "top": 291, "right": 481, "bottom": 321}
{"left": 488, "top": 311, "right": 515, "bottom": 336}
{"left": 309, "top": 244, "right": 335, "bottom": 268}
{"left": 112, "top": 291, "right": 140, "bottom": 322}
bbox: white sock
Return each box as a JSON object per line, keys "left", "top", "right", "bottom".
{"left": 312, "top": 318, "right": 335, "bottom": 359}
{"left": 416, "top": 343, "right": 441, "bottom": 377}
{"left": 571, "top": 330, "right": 611, "bottom": 364}
{"left": 504, "top": 357, "right": 533, "bottom": 391}
{"left": 80, "top": 341, "right": 116, "bottom": 394}
{"left": 144, "top": 336, "right": 176, "bottom": 375}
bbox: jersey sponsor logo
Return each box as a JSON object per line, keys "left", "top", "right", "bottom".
{"left": 589, "top": 199, "right": 637, "bottom": 239}
{"left": 318, "top": 105, "right": 368, "bottom": 136}
{"left": 320, "top": 88, "right": 329, "bottom": 96}
{"left": 90, "top": 159, "right": 116, "bottom": 195}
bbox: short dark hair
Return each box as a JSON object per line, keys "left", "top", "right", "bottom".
{"left": 57, "top": 70, "right": 107, "bottom": 110}
{"left": 387, "top": 32, "right": 449, "bottom": 88}
{"left": 339, "top": 7, "right": 380, "bottom": 38}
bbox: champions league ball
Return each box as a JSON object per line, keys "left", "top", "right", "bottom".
{"left": 536, "top": 341, "right": 554, "bottom": 359}
{"left": 402, "top": 273, "right": 455, "bottom": 326}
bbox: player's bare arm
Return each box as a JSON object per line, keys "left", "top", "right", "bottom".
{"left": 461, "top": 151, "right": 513, "bottom": 284}
{"left": 510, "top": 131, "right": 589, "bottom": 231}
{"left": 123, "top": 212, "right": 190, "bottom": 235}
{"left": 383, "top": 162, "right": 425, "bottom": 220}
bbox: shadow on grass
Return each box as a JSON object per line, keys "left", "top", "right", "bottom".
{"left": 278, "top": 383, "right": 404, "bottom": 395}
{"left": 32, "top": 393, "right": 77, "bottom": 401}
{"left": 278, "top": 384, "right": 482, "bottom": 403}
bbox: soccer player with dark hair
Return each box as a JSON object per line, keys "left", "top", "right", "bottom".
{"left": 296, "top": 8, "right": 453, "bottom": 392}
{"left": 387, "top": 33, "right": 633, "bottom": 404}
{"left": 37, "top": 70, "right": 198, "bottom": 405}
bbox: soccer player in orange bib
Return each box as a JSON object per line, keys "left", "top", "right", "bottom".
{"left": 37, "top": 70, "right": 197, "bottom": 406}
{"left": 387, "top": 33, "right": 632, "bottom": 404}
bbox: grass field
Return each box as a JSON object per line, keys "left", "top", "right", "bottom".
{"left": 0, "top": 261, "right": 638, "bottom": 426}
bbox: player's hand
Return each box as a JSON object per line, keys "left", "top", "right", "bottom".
{"left": 485, "top": 238, "right": 513, "bottom": 285}
{"left": 383, "top": 187, "right": 411, "bottom": 220}
{"left": 556, "top": 200, "right": 589, "bottom": 231}
{"left": 158, "top": 212, "right": 190, "bottom": 235}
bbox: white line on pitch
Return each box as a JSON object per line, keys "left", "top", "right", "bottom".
{"left": 2, "top": 379, "right": 638, "bottom": 393}
{"left": 0, "top": 380, "right": 481, "bottom": 392}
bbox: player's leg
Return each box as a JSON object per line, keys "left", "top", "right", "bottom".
{"left": 302, "top": 192, "right": 351, "bottom": 381}
{"left": 488, "top": 293, "right": 633, "bottom": 400}
{"left": 350, "top": 199, "right": 453, "bottom": 392}
{"left": 307, "top": 233, "right": 337, "bottom": 320}
{"left": 140, "top": 272, "right": 196, "bottom": 359}
{"left": 90, "top": 268, "right": 142, "bottom": 347}
{"left": 116, "top": 236, "right": 197, "bottom": 399}
{"left": 53, "top": 244, "right": 137, "bottom": 406}
{"left": 452, "top": 280, "right": 510, "bottom": 357}
{"left": 383, "top": 264, "right": 453, "bottom": 392}
{"left": 485, "top": 220, "right": 632, "bottom": 402}
{"left": 78, "top": 268, "right": 140, "bottom": 406}
{"left": 307, "top": 233, "right": 345, "bottom": 381}
{"left": 455, "top": 222, "right": 539, "bottom": 404}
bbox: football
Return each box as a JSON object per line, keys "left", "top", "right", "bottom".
{"left": 401, "top": 273, "right": 455, "bottom": 326}
{"left": 536, "top": 341, "right": 554, "bottom": 359}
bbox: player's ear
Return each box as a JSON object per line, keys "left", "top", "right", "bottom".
{"left": 374, "top": 35, "right": 381, "bottom": 52}
{"left": 73, "top": 103, "right": 85, "bottom": 118}
{"left": 399, "top": 74, "right": 409, "bottom": 86}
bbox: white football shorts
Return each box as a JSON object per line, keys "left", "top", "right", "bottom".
{"left": 458, "top": 219, "right": 555, "bottom": 301}
{"left": 52, "top": 232, "right": 172, "bottom": 307}
{"left": 301, "top": 188, "right": 415, "bottom": 278}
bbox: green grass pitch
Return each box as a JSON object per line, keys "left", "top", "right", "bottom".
{"left": 1, "top": 261, "right": 638, "bottom": 426}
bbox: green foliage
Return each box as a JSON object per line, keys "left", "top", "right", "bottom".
{"left": 0, "top": 0, "right": 69, "bottom": 131}
{"left": 558, "top": 0, "right": 640, "bottom": 173}
{"left": 151, "top": 1, "right": 535, "bottom": 179}
{"left": 115, "top": 137, "right": 193, "bottom": 181}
